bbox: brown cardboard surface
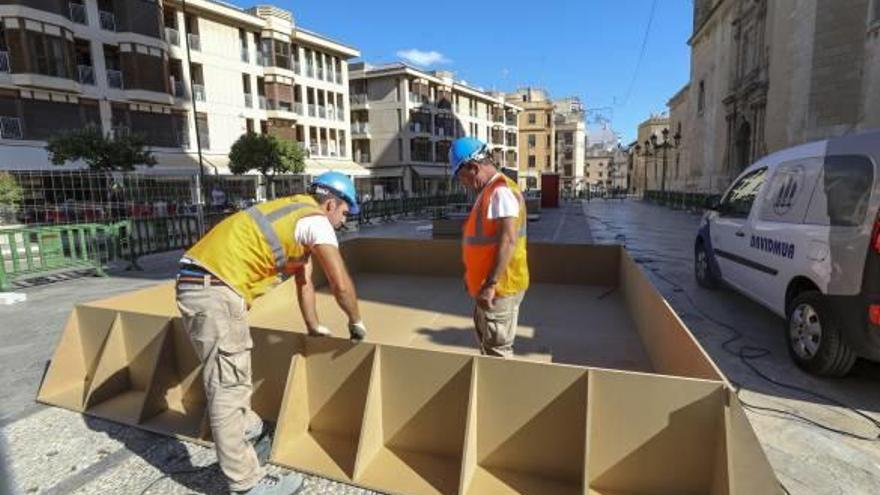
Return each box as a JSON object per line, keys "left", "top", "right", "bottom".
{"left": 36, "top": 238, "right": 781, "bottom": 494}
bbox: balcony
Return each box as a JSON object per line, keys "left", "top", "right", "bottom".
{"left": 258, "top": 96, "right": 267, "bottom": 109}
{"left": 69, "top": 3, "right": 87, "bottom": 24}
{"left": 77, "top": 65, "right": 95, "bottom": 85}
{"left": 409, "top": 121, "right": 431, "bottom": 134}
{"left": 187, "top": 33, "right": 201, "bottom": 51}
{"left": 305, "top": 64, "right": 314, "bottom": 78}
{"left": 336, "top": 108, "right": 345, "bottom": 121}
{"left": 350, "top": 94, "right": 367, "bottom": 105}
{"left": 317, "top": 106, "right": 327, "bottom": 119}
{"left": 0, "top": 116, "right": 23, "bottom": 139}
{"left": 435, "top": 127, "right": 453, "bottom": 138}
{"left": 240, "top": 46, "right": 249, "bottom": 63}
{"left": 172, "top": 80, "right": 185, "bottom": 98}
{"left": 256, "top": 53, "right": 268, "bottom": 66}
{"left": 316, "top": 66, "right": 324, "bottom": 80}
{"left": 307, "top": 103, "right": 316, "bottom": 117}
{"left": 293, "top": 102, "right": 303, "bottom": 115}
{"left": 309, "top": 143, "right": 319, "bottom": 156}
{"left": 165, "top": 27, "right": 180, "bottom": 46}
{"left": 99, "top": 11, "right": 115, "bottom": 31}
{"left": 0, "top": 51, "right": 10, "bottom": 73}
{"left": 106, "top": 69, "right": 123, "bottom": 89}
{"left": 192, "top": 83, "right": 205, "bottom": 102}
{"left": 351, "top": 122, "right": 369, "bottom": 134}
{"left": 244, "top": 92, "right": 253, "bottom": 108}
{"left": 328, "top": 70, "right": 339, "bottom": 83}
{"left": 355, "top": 152, "right": 371, "bottom": 164}
{"left": 408, "top": 93, "right": 429, "bottom": 106}
{"left": 412, "top": 151, "right": 432, "bottom": 163}
{"left": 265, "top": 99, "right": 277, "bottom": 110}
{"left": 293, "top": 60, "right": 301, "bottom": 74}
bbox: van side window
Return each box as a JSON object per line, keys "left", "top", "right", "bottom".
{"left": 719, "top": 167, "right": 767, "bottom": 218}
{"left": 805, "top": 155, "right": 874, "bottom": 227}
{"left": 757, "top": 158, "right": 822, "bottom": 224}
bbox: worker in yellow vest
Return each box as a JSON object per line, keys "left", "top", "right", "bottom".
{"left": 176, "top": 171, "right": 366, "bottom": 495}
{"left": 449, "top": 137, "right": 529, "bottom": 358}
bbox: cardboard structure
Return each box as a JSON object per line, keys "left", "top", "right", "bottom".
{"left": 37, "top": 239, "right": 780, "bottom": 494}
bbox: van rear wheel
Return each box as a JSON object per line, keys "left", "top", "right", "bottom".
{"left": 786, "top": 291, "right": 856, "bottom": 377}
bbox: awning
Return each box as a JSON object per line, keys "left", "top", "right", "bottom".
{"left": 367, "top": 166, "right": 404, "bottom": 178}
{"left": 411, "top": 165, "right": 450, "bottom": 178}
{"left": 305, "top": 159, "right": 370, "bottom": 177}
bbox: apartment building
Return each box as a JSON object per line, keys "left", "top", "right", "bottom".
{"left": 505, "top": 87, "right": 554, "bottom": 190}
{"left": 348, "top": 62, "right": 520, "bottom": 197}
{"left": 0, "top": 0, "right": 363, "bottom": 184}
{"left": 553, "top": 97, "right": 585, "bottom": 194}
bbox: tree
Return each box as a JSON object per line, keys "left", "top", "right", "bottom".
{"left": 46, "top": 126, "right": 157, "bottom": 171}
{"left": 0, "top": 172, "right": 23, "bottom": 224}
{"left": 228, "top": 133, "right": 306, "bottom": 198}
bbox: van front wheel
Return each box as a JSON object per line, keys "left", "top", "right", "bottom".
{"left": 786, "top": 291, "right": 856, "bottom": 377}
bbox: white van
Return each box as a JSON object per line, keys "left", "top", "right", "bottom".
{"left": 695, "top": 130, "right": 880, "bottom": 376}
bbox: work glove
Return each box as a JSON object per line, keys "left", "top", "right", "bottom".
{"left": 307, "top": 325, "right": 332, "bottom": 337}
{"left": 348, "top": 321, "right": 367, "bottom": 342}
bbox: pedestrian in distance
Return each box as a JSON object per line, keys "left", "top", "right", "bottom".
{"left": 175, "top": 171, "right": 367, "bottom": 495}
{"left": 448, "top": 137, "right": 530, "bottom": 358}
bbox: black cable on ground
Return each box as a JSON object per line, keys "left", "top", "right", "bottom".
{"left": 646, "top": 267, "right": 880, "bottom": 441}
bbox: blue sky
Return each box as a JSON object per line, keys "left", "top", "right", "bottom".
{"left": 237, "top": 0, "right": 693, "bottom": 143}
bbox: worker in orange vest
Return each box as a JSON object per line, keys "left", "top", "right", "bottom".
{"left": 176, "top": 171, "right": 367, "bottom": 495}
{"left": 449, "top": 137, "right": 529, "bottom": 358}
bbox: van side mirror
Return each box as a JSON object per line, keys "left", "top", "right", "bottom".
{"left": 704, "top": 196, "right": 721, "bottom": 211}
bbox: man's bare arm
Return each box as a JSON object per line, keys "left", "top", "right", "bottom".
{"left": 294, "top": 258, "right": 320, "bottom": 332}
{"left": 311, "top": 244, "right": 362, "bottom": 324}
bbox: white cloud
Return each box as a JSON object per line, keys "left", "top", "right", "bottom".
{"left": 396, "top": 49, "right": 451, "bottom": 67}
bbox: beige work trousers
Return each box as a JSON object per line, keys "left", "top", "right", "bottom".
{"left": 176, "top": 281, "right": 265, "bottom": 492}
{"left": 473, "top": 291, "right": 525, "bottom": 358}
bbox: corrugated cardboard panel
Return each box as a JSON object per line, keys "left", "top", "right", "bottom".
{"left": 618, "top": 252, "right": 724, "bottom": 381}
{"left": 84, "top": 313, "right": 171, "bottom": 426}
{"left": 37, "top": 306, "right": 118, "bottom": 411}
{"left": 463, "top": 358, "right": 588, "bottom": 495}
{"left": 271, "top": 338, "right": 376, "bottom": 481}
{"left": 725, "top": 391, "right": 782, "bottom": 495}
{"left": 85, "top": 282, "right": 178, "bottom": 317}
{"left": 249, "top": 328, "right": 304, "bottom": 420}
{"left": 587, "top": 369, "right": 726, "bottom": 494}
{"left": 354, "top": 346, "right": 473, "bottom": 495}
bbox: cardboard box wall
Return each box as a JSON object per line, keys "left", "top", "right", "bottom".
{"left": 36, "top": 239, "right": 779, "bottom": 494}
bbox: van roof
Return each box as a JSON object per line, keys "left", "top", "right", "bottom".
{"left": 744, "top": 129, "right": 880, "bottom": 174}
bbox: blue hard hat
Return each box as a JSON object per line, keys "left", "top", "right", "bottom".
{"left": 448, "top": 137, "right": 488, "bottom": 176}
{"left": 311, "top": 171, "right": 359, "bottom": 214}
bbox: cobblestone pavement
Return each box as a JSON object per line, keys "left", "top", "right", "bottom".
{"left": 2, "top": 200, "right": 878, "bottom": 494}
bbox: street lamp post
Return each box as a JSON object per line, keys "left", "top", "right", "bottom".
{"left": 649, "top": 128, "right": 681, "bottom": 193}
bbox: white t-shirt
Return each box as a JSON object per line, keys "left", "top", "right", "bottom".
{"left": 484, "top": 174, "right": 520, "bottom": 220}
{"left": 294, "top": 215, "right": 338, "bottom": 247}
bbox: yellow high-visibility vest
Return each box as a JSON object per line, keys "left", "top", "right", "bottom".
{"left": 186, "top": 195, "right": 325, "bottom": 305}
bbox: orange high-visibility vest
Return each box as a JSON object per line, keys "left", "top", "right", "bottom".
{"left": 185, "top": 195, "right": 326, "bottom": 305}
{"left": 462, "top": 174, "right": 529, "bottom": 298}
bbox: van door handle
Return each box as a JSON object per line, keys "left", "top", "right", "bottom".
{"left": 735, "top": 231, "right": 745, "bottom": 237}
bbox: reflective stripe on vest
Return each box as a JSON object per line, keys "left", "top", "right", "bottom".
{"left": 245, "top": 202, "right": 311, "bottom": 272}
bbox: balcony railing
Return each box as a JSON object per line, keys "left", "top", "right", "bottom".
{"left": 412, "top": 152, "right": 432, "bottom": 162}
{"left": 316, "top": 66, "right": 324, "bottom": 80}
{"left": 409, "top": 122, "right": 430, "bottom": 133}
{"left": 172, "top": 80, "right": 185, "bottom": 98}
{"left": 351, "top": 122, "right": 369, "bottom": 134}
{"left": 0, "top": 116, "right": 23, "bottom": 140}
{"left": 307, "top": 103, "right": 316, "bottom": 117}
{"left": 293, "top": 102, "right": 303, "bottom": 115}
{"left": 265, "top": 99, "right": 277, "bottom": 110}
{"left": 77, "top": 65, "right": 95, "bottom": 85}
{"left": 350, "top": 94, "right": 367, "bottom": 105}
{"left": 240, "top": 46, "right": 249, "bottom": 63}
{"left": 244, "top": 93, "right": 253, "bottom": 108}
{"left": 99, "top": 11, "right": 115, "bottom": 31}
{"left": 293, "top": 60, "right": 301, "bottom": 74}
{"left": 305, "top": 64, "right": 314, "bottom": 78}
{"left": 256, "top": 53, "right": 269, "bottom": 66}
{"left": 69, "top": 3, "right": 87, "bottom": 24}
{"left": 192, "top": 83, "right": 205, "bottom": 102}
{"left": 355, "top": 152, "right": 371, "bottom": 164}
{"left": 506, "top": 116, "right": 517, "bottom": 126}
{"left": 187, "top": 33, "right": 201, "bottom": 51}
{"left": 257, "top": 96, "right": 267, "bottom": 109}
{"left": 336, "top": 108, "right": 345, "bottom": 121}
{"left": 165, "top": 27, "right": 180, "bottom": 46}
{"left": 309, "top": 143, "right": 319, "bottom": 156}
{"left": 0, "top": 51, "right": 11, "bottom": 73}
{"left": 106, "top": 69, "right": 123, "bottom": 89}
{"left": 317, "top": 106, "right": 327, "bottom": 119}
{"left": 328, "top": 70, "right": 339, "bottom": 83}
{"left": 408, "top": 93, "right": 429, "bottom": 105}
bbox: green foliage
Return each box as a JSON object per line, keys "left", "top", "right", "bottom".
{"left": 0, "top": 172, "right": 23, "bottom": 206}
{"left": 46, "top": 126, "right": 157, "bottom": 171}
{"left": 228, "top": 133, "right": 306, "bottom": 177}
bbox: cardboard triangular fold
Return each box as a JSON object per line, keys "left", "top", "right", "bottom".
{"left": 354, "top": 346, "right": 474, "bottom": 495}
{"left": 84, "top": 312, "right": 171, "bottom": 426}
{"left": 139, "top": 318, "right": 206, "bottom": 441}
{"left": 37, "top": 305, "right": 118, "bottom": 411}
{"left": 271, "top": 338, "right": 377, "bottom": 481}
{"left": 586, "top": 369, "right": 727, "bottom": 495}
{"left": 463, "top": 358, "right": 589, "bottom": 495}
